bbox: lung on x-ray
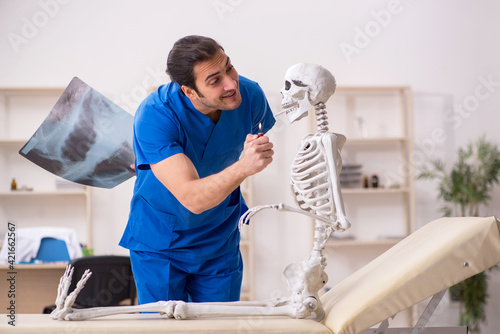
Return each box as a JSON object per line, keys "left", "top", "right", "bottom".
{"left": 19, "top": 77, "right": 135, "bottom": 189}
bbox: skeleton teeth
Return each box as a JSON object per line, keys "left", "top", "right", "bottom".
{"left": 281, "top": 101, "right": 298, "bottom": 109}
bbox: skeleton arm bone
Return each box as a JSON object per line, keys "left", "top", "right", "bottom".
{"left": 321, "top": 133, "right": 351, "bottom": 231}
{"left": 239, "top": 203, "right": 343, "bottom": 231}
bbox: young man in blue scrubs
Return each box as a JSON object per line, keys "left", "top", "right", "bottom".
{"left": 119, "top": 35, "right": 276, "bottom": 304}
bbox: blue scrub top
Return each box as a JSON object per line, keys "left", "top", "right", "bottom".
{"left": 119, "top": 76, "right": 275, "bottom": 260}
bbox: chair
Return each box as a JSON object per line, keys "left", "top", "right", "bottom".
{"left": 43, "top": 255, "right": 136, "bottom": 313}
{"left": 35, "top": 237, "right": 71, "bottom": 262}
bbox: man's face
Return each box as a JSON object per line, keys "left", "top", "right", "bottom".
{"left": 188, "top": 49, "right": 242, "bottom": 114}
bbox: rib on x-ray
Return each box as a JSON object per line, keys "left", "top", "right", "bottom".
{"left": 19, "top": 77, "right": 134, "bottom": 189}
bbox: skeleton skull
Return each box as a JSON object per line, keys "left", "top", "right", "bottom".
{"left": 280, "top": 63, "right": 336, "bottom": 123}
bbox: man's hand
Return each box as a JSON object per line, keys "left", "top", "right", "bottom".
{"left": 238, "top": 134, "right": 274, "bottom": 177}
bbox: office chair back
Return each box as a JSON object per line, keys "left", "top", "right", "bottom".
{"left": 68, "top": 255, "right": 136, "bottom": 308}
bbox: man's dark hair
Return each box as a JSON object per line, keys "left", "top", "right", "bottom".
{"left": 166, "top": 35, "right": 224, "bottom": 94}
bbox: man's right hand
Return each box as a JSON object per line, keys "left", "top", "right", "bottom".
{"left": 239, "top": 133, "right": 274, "bottom": 176}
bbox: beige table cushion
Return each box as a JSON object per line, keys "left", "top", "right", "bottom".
{"left": 0, "top": 313, "right": 332, "bottom": 334}
{"left": 321, "top": 216, "right": 500, "bottom": 334}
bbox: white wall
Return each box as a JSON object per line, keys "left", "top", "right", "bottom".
{"left": 1, "top": 0, "right": 500, "bottom": 331}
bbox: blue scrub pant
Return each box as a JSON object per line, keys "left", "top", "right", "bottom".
{"left": 130, "top": 247, "right": 243, "bottom": 304}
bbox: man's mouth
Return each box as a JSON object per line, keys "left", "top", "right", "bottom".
{"left": 222, "top": 91, "right": 237, "bottom": 99}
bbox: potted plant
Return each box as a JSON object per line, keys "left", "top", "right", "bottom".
{"left": 418, "top": 136, "right": 500, "bottom": 333}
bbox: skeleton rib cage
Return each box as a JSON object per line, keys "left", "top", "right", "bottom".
{"left": 292, "top": 134, "right": 334, "bottom": 219}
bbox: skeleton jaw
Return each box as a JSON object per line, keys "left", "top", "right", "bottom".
{"left": 281, "top": 99, "right": 312, "bottom": 124}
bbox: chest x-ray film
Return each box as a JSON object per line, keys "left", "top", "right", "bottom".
{"left": 19, "top": 77, "right": 134, "bottom": 189}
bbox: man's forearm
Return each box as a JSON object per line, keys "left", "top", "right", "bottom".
{"left": 183, "top": 160, "right": 248, "bottom": 214}
{"left": 151, "top": 134, "right": 273, "bottom": 215}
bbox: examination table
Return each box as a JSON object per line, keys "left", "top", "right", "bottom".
{"left": 1, "top": 216, "right": 499, "bottom": 334}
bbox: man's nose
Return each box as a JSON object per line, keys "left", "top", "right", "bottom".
{"left": 223, "top": 75, "right": 237, "bottom": 90}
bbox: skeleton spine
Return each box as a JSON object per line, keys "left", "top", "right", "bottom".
{"left": 314, "top": 102, "right": 329, "bottom": 132}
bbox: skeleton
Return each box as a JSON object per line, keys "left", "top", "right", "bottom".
{"left": 50, "top": 63, "right": 350, "bottom": 322}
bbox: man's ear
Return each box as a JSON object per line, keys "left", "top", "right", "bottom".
{"left": 181, "top": 85, "right": 198, "bottom": 100}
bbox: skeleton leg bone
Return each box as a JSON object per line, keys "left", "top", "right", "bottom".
{"left": 61, "top": 301, "right": 316, "bottom": 321}
{"left": 57, "top": 301, "right": 293, "bottom": 321}
{"left": 51, "top": 273, "right": 312, "bottom": 321}
{"left": 51, "top": 264, "right": 325, "bottom": 321}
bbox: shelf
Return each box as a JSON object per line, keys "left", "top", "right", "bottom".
{"left": 327, "top": 238, "right": 403, "bottom": 248}
{"left": 0, "top": 190, "right": 88, "bottom": 197}
{"left": 336, "top": 86, "right": 411, "bottom": 92}
{"left": 0, "top": 139, "right": 26, "bottom": 148}
{"left": 0, "top": 87, "right": 64, "bottom": 94}
{"left": 345, "top": 137, "right": 407, "bottom": 144}
{"left": 0, "top": 262, "right": 68, "bottom": 270}
{"left": 341, "top": 187, "right": 410, "bottom": 195}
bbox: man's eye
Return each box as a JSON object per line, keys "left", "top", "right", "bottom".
{"left": 210, "top": 78, "right": 219, "bottom": 85}
{"left": 227, "top": 66, "right": 234, "bottom": 72}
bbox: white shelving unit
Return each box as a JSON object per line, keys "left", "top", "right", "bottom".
{"left": 317, "top": 86, "right": 416, "bottom": 245}
{"left": 239, "top": 176, "right": 255, "bottom": 301}
{"left": 0, "top": 88, "right": 93, "bottom": 248}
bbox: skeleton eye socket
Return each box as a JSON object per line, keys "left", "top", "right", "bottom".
{"left": 285, "top": 80, "right": 291, "bottom": 91}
